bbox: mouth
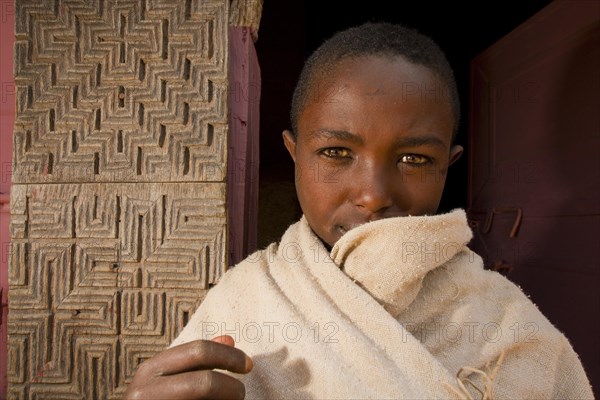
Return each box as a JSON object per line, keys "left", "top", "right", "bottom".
{"left": 335, "top": 212, "right": 411, "bottom": 236}
{"left": 336, "top": 222, "right": 367, "bottom": 236}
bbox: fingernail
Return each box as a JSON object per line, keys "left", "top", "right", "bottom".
{"left": 245, "top": 355, "right": 253, "bottom": 372}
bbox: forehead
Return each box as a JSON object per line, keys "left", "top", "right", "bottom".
{"left": 299, "top": 55, "right": 454, "bottom": 142}
{"left": 329, "top": 55, "right": 436, "bottom": 88}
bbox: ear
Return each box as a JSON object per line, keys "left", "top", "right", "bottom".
{"left": 282, "top": 130, "right": 297, "bottom": 162}
{"left": 448, "top": 145, "right": 463, "bottom": 167}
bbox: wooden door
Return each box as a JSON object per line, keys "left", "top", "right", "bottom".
{"left": 469, "top": 1, "right": 599, "bottom": 396}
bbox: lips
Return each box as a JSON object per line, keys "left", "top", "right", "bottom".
{"left": 335, "top": 212, "right": 412, "bottom": 236}
{"left": 337, "top": 222, "right": 367, "bottom": 236}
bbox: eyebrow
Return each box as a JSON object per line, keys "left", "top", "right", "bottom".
{"left": 306, "top": 129, "right": 447, "bottom": 149}
{"left": 306, "top": 129, "right": 364, "bottom": 145}
{"left": 394, "top": 136, "right": 447, "bottom": 149}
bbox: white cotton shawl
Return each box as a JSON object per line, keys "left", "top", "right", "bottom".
{"left": 171, "top": 209, "right": 593, "bottom": 399}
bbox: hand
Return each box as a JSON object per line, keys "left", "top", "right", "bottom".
{"left": 124, "top": 335, "right": 253, "bottom": 400}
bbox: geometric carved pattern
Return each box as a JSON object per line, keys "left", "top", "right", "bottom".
{"left": 13, "top": 0, "right": 227, "bottom": 183}
{"left": 9, "top": 182, "right": 224, "bottom": 398}
{"left": 10, "top": 1, "right": 229, "bottom": 398}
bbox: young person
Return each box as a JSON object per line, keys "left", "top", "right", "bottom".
{"left": 125, "top": 22, "right": 592, "bottom": 399}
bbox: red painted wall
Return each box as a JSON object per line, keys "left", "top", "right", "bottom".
{"left": 0, "top": 1, "right": 15, "bottom": 398}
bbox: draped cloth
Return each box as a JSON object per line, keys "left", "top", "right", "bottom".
{"left": 171, "top": 209, "right": 593, "bottom": 399}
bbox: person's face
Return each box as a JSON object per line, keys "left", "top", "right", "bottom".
{"left": 283, "top": 55, "right": 463, "bottom": 248}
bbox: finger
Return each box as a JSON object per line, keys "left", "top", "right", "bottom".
{"left": 212, "top": 335, "right": 235, "bottom": 347}
{"left": 141, "top": 339, "right": 252, "bottom": 376}
{"left": 134, "top": 370, "right": 246, "bottom": 400}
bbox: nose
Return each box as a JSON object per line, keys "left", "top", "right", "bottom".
{"left": 352, "top": 162, "right": 396, "bottom": 215}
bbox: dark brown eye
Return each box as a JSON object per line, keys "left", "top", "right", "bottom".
{"left": 400, "top": 154, "right": 430, "bottom": 165}
{"left": 322, "top": 148, "right": 351, "bottom": 158}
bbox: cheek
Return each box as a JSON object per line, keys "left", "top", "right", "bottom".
{"left": 296, "top": 163, "right": 339, "bottom": 209}
{"left": 295, "top": 159, "right": 348, "bottom": 221}
{"left": 400, "top": 166, "right": 448, "bottom": 210}
{"left": 296, "top": 157, "right": 342, "bottom": 184}
{"left": 399, "top": 164, "right": 445, "bottom": 184}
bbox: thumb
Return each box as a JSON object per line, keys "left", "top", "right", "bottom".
{"left": 211, "top": 335, "right": 235, "bottom": 347}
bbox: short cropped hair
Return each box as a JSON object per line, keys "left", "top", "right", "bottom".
{"left": 290, "top": 22, "right": 460, "bottom": 141}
